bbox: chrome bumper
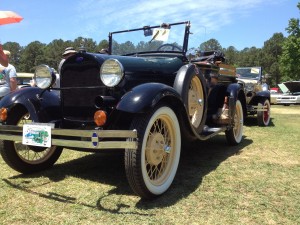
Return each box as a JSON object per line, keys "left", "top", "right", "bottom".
{"left": 0, "top": 125, "right": 137, "bottom": 150}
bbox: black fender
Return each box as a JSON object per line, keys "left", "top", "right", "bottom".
{"left": 248, "top": 90, "right": 271, "bottom": 105}
{"left": 173, "top": 63, "right": 207, "bottom": 133}
{"left": 227, "top": 83, "right": 247, "bottom": 118}
{"left": 116, "top": 82, "right": 199, "bottom": 141}
{"left": 0, "top": 87, "right": 60, "bottom": 123}
{"left": 116, "top": 83, "right": 183, "bottom": 113}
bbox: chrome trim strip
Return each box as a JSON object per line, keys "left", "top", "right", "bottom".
{"left": 0, "top": 125, "right": 137, "bottom": 150}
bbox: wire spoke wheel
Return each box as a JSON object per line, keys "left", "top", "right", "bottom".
{"left": 188, "top": 75, "right": 205, "bottom": 129}
{"left": 257, "top": 99, "right": 271, "bottom": 126}
{"left": 0, "top": 109, "right": 62, "bottom": 173}
{"left": 125, "top": 105, "right": 181, "bottom": 199}
{"left": 226, "top": 100, "right": 243, "bottom": 145}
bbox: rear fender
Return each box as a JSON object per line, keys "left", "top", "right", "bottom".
{"left": 227, "top": 83, "right": 247, "bottom": 118}
{"left": 0, "top": 87, "right": 60, "bottom": 122}
{"left": 116, "top": 82, "right": 198, "bottom": 141}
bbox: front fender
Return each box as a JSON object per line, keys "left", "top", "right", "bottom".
{"left": 116, "top": 83, "right": 182, "bottom": 113}
{"left": 0, "top": 87, "right": 60, "bottom": 122}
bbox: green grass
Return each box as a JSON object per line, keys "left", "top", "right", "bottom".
{"left": 0, "top": 105, "right": 299, "bottom": 225}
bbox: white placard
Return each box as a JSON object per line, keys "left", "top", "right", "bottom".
{"left": 22, "top": 123, "right": 52, "bottom": 147}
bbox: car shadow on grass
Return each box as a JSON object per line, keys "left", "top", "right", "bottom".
{"left": 3, "top": 135, "right": 252, "bottom": 211}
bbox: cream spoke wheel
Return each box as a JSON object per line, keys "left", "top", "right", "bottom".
{"left": 0, "top": 109, "right": 63, "bottom": 173}
{"left": 125, "top": 105, "right": 181, "bottom": 199}
{"left": 225, "top": 100, "right": 243, "bottom": 145}
{"left": 188, "top": 76, "right": 204, "bottom": 129}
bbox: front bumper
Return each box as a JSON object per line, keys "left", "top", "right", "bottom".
{"left": 0, "top": 125, "right": 137, "bottom": 150}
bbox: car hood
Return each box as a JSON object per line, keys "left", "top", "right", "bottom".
{"left": 280, "top": 81, "right": 300, "bottom": 93}
{"left": 237, "top": 78, "right": 258, "bottom": 84}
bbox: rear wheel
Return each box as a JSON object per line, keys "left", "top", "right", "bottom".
{"left": 188, "top": 75, "right": 205, "bottom": 131}
{"left": 174, "top": 70, "right": 206, "bottom": 133}
{"left": 0, "top": 108, "right": 63, "bottom": 174}
{"left": 125, "top": 105, "right": 181, "bottom": 199}
{"left": 257, "top": 99, "right": 271, "bottom": 126}
{"left": 225, "top": 100, "right": 243, "bottom": 145}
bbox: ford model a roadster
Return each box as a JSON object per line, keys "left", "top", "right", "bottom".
{"left": 0, "top": 21, "right": 245, "bottom": 199}
{"left": 236, "top": 66, "right": 271, "bottom": 126}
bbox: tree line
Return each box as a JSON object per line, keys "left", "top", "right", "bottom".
{"left": 2, "top": 3, "right": 299, "bottom": 87}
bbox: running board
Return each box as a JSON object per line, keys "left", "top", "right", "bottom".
{"left": 198, "top": 126, "right": 227, "bottom": 140}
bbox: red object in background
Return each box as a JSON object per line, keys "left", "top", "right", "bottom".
{"left": 0, "top": 11, "right": 23, "bottom": 26}
{"left": 270, "top": 87, "right": 279, "bottom": 93}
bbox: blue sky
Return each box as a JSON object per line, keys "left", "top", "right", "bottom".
{"left": 0, "top": 0, "right": 299, "bottom": 50}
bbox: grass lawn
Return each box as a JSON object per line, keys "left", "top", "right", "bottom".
{"left": 0, "top": 105, "right": 299, "bottom": 225}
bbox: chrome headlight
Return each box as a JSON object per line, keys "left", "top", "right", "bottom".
{"left": 100, "top": 59, "right": 124, "bottom": 87}
{"left": 34, "top": 65, "right": 55, "bottom": 89}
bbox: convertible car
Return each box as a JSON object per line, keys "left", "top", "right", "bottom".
{"left": 0, "top": 21, "right": 246, "bottom": 199}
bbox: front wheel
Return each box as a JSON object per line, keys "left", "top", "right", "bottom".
{"left": 225, "top": 100, "right": 243, "bottom": 145}
{"left": 0, "top": 108, "right": 63, "bottom": 174}
{"left": 257, "top": 99, "right": 271, "bottom": 126}
{"left": 125, "top": 105, "right": 181, "bottom": 199}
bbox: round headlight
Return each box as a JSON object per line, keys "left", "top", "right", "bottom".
{"left": 34, "top": 65, "right": 54, "bottom": 89}
{"left": 100, "top": 59, "right": 124, "bottom": 87}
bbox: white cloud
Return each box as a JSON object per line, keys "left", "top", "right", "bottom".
{"left": 73, "top": 0, "right": 286, "bottom": 47}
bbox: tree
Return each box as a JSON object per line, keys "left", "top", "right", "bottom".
{"left": 19, "top": 41, "right": 46, "bottom": 72}
{"left": 279, "top": 2, "right": 300, "bottom": 81}
{"left": 43, "top": 39, "right": 67, "bottom": 70}
{"left": 223, "top": 46, "right": 238, "bottom": 65}
{"left": 261, "top": 33, "right": 285, "bottom": 86}
{"left": 236, "top": 47, "right": 262, "bottom": 67}
{"left": 97, "top": 39, "right": 109, "bottom": 52}
{"left": 199, "top": 39, "right": 222, "bottom": 51}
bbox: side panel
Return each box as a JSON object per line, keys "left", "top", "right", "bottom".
{"left": 0, "top": 87, "right": 60, "bottom": 122}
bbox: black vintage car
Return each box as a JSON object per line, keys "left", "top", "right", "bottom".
{"left": 0, "top": 21, "right": 246, "bottom": 199}
{"left": 236, "top": 67, "right": 271, "bottom": 126}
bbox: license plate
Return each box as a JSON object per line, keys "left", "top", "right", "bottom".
{"left": 22, "top": 123, "right": 53, "bottom": 147}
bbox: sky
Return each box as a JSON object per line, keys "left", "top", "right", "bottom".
{"left": 0, "top": 0, "right": 299, "bottom": 50}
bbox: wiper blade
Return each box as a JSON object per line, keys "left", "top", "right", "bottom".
{"left": 149, "top": 30, "right": 159, "bottom": 43}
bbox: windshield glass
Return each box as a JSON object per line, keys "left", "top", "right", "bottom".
{"left": 236, "top": 67, "right": 262, "bottom": 80}
{"left": 110, "top": 22, "right": 188, "bottom": 55}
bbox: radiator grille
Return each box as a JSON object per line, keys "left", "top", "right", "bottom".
{"left": 60, "top": 57, "right": 106, "bottom": 120}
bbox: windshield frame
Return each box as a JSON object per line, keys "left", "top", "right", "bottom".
{"left": 108, "top": 21, "right": 190, "bottom": 56}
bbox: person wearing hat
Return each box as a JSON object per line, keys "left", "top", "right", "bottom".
{"left": 0, "top": 50, "right": 17, "bottom": 98}
{"left": 0, "top": 44, "right": 8, "bottom": 67}
{"left": 58, "top": 47, "right": 77, "bottom": 74}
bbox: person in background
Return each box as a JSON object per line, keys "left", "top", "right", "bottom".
{"left": 58, "top": 47, "right": 77, "bottom": 74}
{"left": 0, "top": 44, "right": 8, "bottom": 67}
{"left": 0, "top": 50, "right": 17, "bottom": 98}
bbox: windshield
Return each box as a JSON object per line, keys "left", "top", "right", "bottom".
{"left": 236, "top": 67, "right": 262, "bottom": 80}
{"left": 109, "top": 22, "right": 189, "bottom": 55}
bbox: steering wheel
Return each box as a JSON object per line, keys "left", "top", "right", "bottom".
{"left": 157, "top": 44, "right": 182, "bottom": 52}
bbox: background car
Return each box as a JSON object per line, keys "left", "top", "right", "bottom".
{"left": 16, "top": 72, "right": 34, "bottom": 88}
{"left": 236, "top": 66, "right": 271, "bottom": 126}
{"left": 275, "top": 81, "right": 300, "bottom": 106}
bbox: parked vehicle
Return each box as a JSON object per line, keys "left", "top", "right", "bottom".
{"left": 0, "top": 21, "right": 246, "bottom": 199}
{"left": 236, "top": 67, "right": 271, "bottom": 126}
{"left": 275, "top": 81, "right": 300, "bottom": 106}
{"left": 16, "top": 72, "right": 34, "bottom": 88}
